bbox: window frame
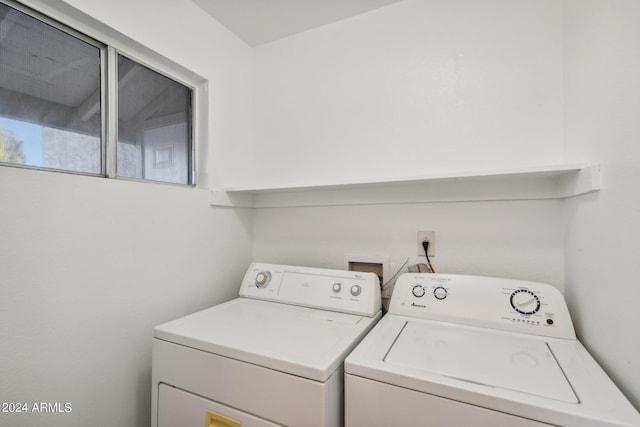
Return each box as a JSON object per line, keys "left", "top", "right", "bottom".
{"left": 0, "top": 0, "right": 197, "bottom": 187}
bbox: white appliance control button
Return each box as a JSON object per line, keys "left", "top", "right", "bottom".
{"left": 332, "top": 283, "right": 342, "bottom": 293}
{"left": 433, "top": 286, "right": 448, "bottom": 300}
{"left": 412, "top": 285, "right": 426, "bottom": 298}
{"left": 255, "top": 271, "right": 271, "bottom": 288}
{"left": 350, "top": 285, "right": 362, "bottom": 296}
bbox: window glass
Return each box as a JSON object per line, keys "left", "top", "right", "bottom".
{"left": 117, "top": 55, "right": 192, "bottom": 185}
{"left": 0, "top": 2, "right": 101, "bottom": 174}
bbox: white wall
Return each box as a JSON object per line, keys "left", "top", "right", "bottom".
{"left": 251, "top": 2, "right": 566, "bottom": 299}
{"left": 249, "top": 0, "right": 566, "bottom": 312}
{"left": 0, "top": 1, "right": 253, "bottom": 426}
{"left": 563, "top": 0, "right": 640, "bottom": 409}
{"left": 253, "top": 200, "right": 565, "bottom": 291}
{"left": 251, "top": 0, "right": 564, "bottom": 187}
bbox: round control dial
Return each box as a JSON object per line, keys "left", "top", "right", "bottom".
{"left": 255, "top": 271, "right": 272, "bottom": 288}
{"left": 350, "top": 285, "right": 362, "bottom": 296}
{"left": 412, "top": 285, "right": 426, "bottom": 298}
{"left": 510, "top": 289, "right": 540, "bottom": 315}
{"left": 332, "top": 283, "right": 342, "bottom": 293}
{"left": 433, "top": 286, "right": 448, "bottom": 300}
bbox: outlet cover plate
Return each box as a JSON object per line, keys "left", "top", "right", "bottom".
{"left": 417, "top": 231, "right": 435, "bottom": 257}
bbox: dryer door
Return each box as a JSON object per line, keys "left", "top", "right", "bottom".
{"left": 158, "top": 384, "right": 280, "bottom": 427}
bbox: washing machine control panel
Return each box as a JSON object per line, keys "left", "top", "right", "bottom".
{"left": 240, "top": 263, "right": 381, "bottom": 317}
{"left": 389, "top": 273, "right": 575, "bottom": 339}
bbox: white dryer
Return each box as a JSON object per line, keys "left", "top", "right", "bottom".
{"left": 152, "top": 263, "right": 381, "bottom": 427}
{"left": 345, "top": 273, "right": 640, "bottom": 427}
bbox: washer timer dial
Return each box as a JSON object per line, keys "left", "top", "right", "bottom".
{"left": 255, "top": 271, "right": 272, "bottom": 288}
{"left": 510, "top": 289, "right": 541, "bottom": 315}
{"left": 433, "top": 286, "right": 448, "bottom": 300}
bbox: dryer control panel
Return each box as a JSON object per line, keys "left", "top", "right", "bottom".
{"left": 240, "top": 263, "right": 381, "bottom": 317}
{"left": 389, "top": 273, "right": 575, "bottom": 339}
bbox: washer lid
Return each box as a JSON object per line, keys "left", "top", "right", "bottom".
{"left": 384, "top": 321, "right": 578, "bottom": 403}
{"left": 154, "top": 298, "right": 380, "bottom": 382}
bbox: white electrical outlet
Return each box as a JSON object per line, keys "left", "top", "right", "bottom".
{"left": 417, "top": 231, "right": 435, "bottom": 257}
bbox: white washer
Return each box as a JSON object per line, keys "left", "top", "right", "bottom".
{"left": 152, "top": 263, "right": 381, "bottom": 427}
{"left": 345, "top": 273, "right": 640, "bottom": 427}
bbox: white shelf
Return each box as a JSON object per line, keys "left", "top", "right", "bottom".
{"left": 210, "top": 163, "right": 601, "bottom": 208}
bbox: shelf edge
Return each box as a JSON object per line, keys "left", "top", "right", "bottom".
{"left": 210, "top": 163, "right": 600, "bottom": 208}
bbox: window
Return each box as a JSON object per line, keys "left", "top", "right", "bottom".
{"left": 0, "top": 1, "right": 194, "bottom": 185}
{"left": 117, "top": 55, "right": 192, "bottom": 185}
{"left": 0, "top": 2, "right": 101, "bottom": 174}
